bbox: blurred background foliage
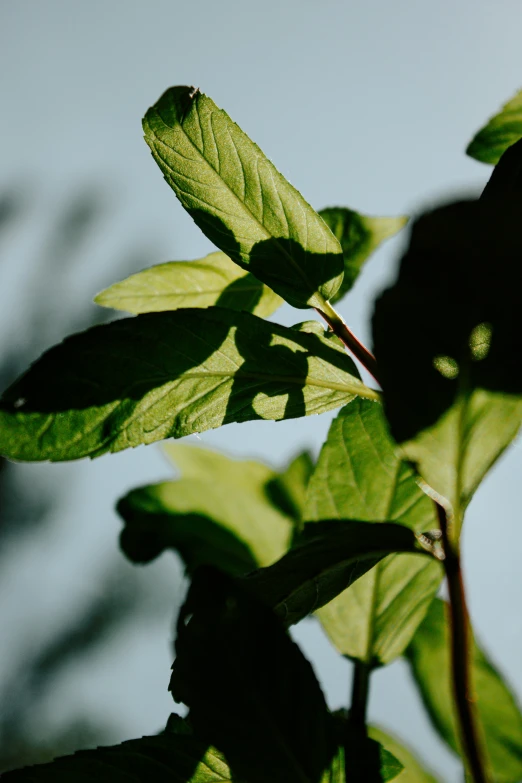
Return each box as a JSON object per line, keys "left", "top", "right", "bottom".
{"left": 0, "top": 188, "right": 180, "bottom": 772}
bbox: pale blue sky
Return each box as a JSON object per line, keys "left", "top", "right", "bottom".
{"left": 2, "top": 2, "right": 522, "bottom": 779}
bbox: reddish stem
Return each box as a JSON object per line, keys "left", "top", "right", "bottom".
{"left": 435, "top": 502, "right": 490, "bottom": 783}
{"left": 315, "top": 306, "right": 381, "bottom": 385}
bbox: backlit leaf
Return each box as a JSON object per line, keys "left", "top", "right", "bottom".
{"left": 305, "top": 399, "right": 442, "bottom": 665}
{"left": 0, "top": 307, "right": 377, "bottom": 462}
{"left": 95, "top": 251, "right": 283, "bottom": 317}
{"left": 368, "top": 727, "right": 440, "bottom": 783}
{"left": 118, "top": 443, "right": 296, "bottom": 572}
{"left": 143, "top": 86, "right": 344, "bottom": 308}
{"left": 467, "top": 88, "right": 522, "bottom": 164}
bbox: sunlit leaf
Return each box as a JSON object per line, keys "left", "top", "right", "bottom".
{"left": 305, "top": 399, "right": 442, "bottom": 664}
{"left": 373, "top": 200, "right": 522, "bottom": 535}
{"left": 319, "top": 208, "right": 407, "bottom": 302}
{"left": 118, "top": 443, "right": 297, "bottom": 572}
{"left": 406, "top": 598, "right": 522, "bottom": 783}
{"left": 467, "top": 88, "right": 522, "bottom": 164}
{"left": 143, "top": 86, "right": 344, "bottom": 308}
{"left": 95, "top": 251, "right": 283, "bottom": 317}
{"left": 0, "top": 307, "right": 377, "bottom": 462}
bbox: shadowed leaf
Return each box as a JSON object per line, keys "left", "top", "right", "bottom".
{"left": 319, "top": 208, "right": 407, "bottom": 303}
{"left": 372, "top": 198, "right": 522, "bottom": 534}
{"left": 2, "top": 726, "right": 237, "bottom": 782}
{"left": 170, "top": 569, "right": 401, "bottom": 782}
{"left": 244, "top": 519, "right": 432, "bottom": 626}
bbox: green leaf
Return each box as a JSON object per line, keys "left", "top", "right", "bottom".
{"left": 368, "top": 727, "right": 440, "bottom": 783}
{"left": 319, "top": 208, "right": 408, "bottom": 302}
{"left": 170, "top": 567, "right": 345, "bottom": 783}
{"left": 344, "top": 728, "right": 404, "bottom": 783}
{"left": 143, "top": 86, "right": 344, "bottom": 309}
{"left": 466, "top": 88, "right": 522, "bottom": 164}
{"left": 95, "top": 251, "right": 283, "bottom": 317}
{"left": 265, "top": 449, "right": 314, "bottom": 532}
{"left": 244, "top": 519, "right": 432, "bottom": 626}
{"left": 0, "top": 307, "right": 377, "bottom": 462}
{"left": 118, "top": 443, "right": 296, "bottom": 572}
{"left": 372, "top": 200, "right": 522, "bottom": 535}
{"left": 406, "top": 598, "right": 522, "bottom": 783}
{"left": 305, "top": 399, "right": 443, "bottom": 665}
{"left": 1, "top": 728, "right": 236, "bottom": 782}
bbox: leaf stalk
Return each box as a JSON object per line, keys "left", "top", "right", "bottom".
{"left": 315, "top": 299, "right": 381, "bottom": 385}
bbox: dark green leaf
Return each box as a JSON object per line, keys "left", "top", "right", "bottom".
{"left": 2, "top": 728, "right": 235, "bottom": 782}
{"left": 467, "top": 88, "right": 522, "bottom": 164}
{"left": 368, "top": 727, "right": 440, "bottom": 783}
{"left": 319, "top": 208, "right": 407, "bottom": 302}
{"left": 372, "top": 200, "right": 522, "bottom": 535}
{"left": 406, "top": 598, "right": 522, "bottom": 783}
{"left": 143, "top": 86, "right": 344, "bottom": 309}
{"left": 95, "top": 251, "right": 283, "bottom": 317}
{"left": 0, "top": 307, "right": 377, "bottom": 462}
{"left": 170, "top": 568, "right": 344, "bottom": 783}
{"left": 481, "top": 137, "right": 522, "bottom": 203}
{"left": 344, "top": 730, "right": 403, "bottom": 783}
{"left": 244, "top": 519, "right": 432, "bottom": 626}
{"left": 118, "top": 443, "right": 295, "bottom": 572}
{"left": 305, "top": 399, "right": 442, "bottom": 664}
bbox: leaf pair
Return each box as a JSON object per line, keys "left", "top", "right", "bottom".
{"left": 141, "top": 87, "right": 403, "bottom": 312}
{"left": 95, "top": 208, "right": 406, "bottom": 318}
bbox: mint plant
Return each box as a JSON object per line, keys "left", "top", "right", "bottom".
{"left": 2, "top": 85, "right": 522, "bottom": 782}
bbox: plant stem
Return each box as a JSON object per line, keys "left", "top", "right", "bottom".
{"left": 435, "top": 502, "right": 490, "bottom": 783}
{"left": 315, "top": 300, "right": 381, "bottom": 386}
{"left": 349, "top": 660, "right": 372, "bottom": 734}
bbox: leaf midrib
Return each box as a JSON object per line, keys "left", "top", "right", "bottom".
{"left": 103, "top": 283, "right": 267, "bottom": 300}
